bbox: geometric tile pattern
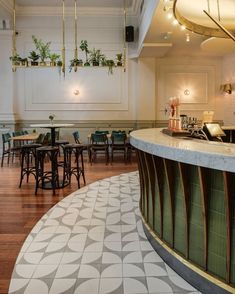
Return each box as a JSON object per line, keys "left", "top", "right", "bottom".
{"left": 9, "top": 172, "right": 201, "bottom": 294}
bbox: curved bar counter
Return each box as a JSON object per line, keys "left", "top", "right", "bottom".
{"left": 130, "top": 128, "right": 235, "bottom": 294}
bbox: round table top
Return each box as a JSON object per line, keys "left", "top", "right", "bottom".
{"left": 30, "top": 123, "right": 74, "bottom": 128}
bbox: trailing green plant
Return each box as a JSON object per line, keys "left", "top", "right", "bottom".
{"left": 69, "top": 58, "right": 83, "bottom": 72}
{"left": 100, "top": 56, "right": 107, "bottom": 66}
{"left": 106, "top": 59, "right": 115, "bottom": 74}
{"left": 28, "top": 50, "right": 39, "bottom": 65}
{"left": 89, "top": 48, "right": 104, "bottom": 66}
{"left": 9, "top": 53, "right": 21, "bottom": 65}
{"left": 80, "top": 40, "right": 90, "bottom": 66}
{"left": 116, "top": 53, "right": 123, "bottom": 66}
{"left": 32, "top": 35, "right": 51, "bottom": 63}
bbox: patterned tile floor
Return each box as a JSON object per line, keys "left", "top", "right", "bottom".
{"left": 9, "top": 172, "right": 201, "bottom": 294}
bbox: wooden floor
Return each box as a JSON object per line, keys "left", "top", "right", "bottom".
{"left": 0, "top": 155, "right": 138, "bottom": 294}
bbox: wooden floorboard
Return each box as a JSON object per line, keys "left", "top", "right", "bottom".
{"left": 0, "top": 155, "right": 137, "bottom": 293}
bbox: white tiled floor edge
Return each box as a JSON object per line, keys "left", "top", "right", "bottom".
{"left": 9, "top": 172, "right": 201, "bottom": 294}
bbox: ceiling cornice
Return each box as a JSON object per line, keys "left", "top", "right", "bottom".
{"left": 16, "top": 7, "right": 124, "bottom": 17}
{"left": 131, "top": 0, "right": 140, "bottom": 17}
{"left": 0, "top": 0, "right": 13, "bottom": 14}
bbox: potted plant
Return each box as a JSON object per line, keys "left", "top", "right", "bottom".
{"left": 100, "top": 56, "right": 107, "bottom": 66}
{"left": 106, "top": 59, "right": 115, "bottom": 74}
{"left": 28, "top": 51, "right": 39, "bottom": 66}
{"left": 89, "top": 48, "right": 104, "bottom": 66}
{"left": 69, "top": 58, "right": 83, "bottom": 72}
{"left": 9, "top": 53, "right": 21, "bottom": 66}
{"left": 80, "top": 40, "right": 90, "bottom": 66}
{"left": 57, "top": 60, "right": 62, "bottom": 67}
{"left": 49, "top": 114, "right": 55, "bottom": 124}
{"left": 49, "top": 53, "right": 60, "bottom": 66}
{"left": 20, "top": 57, "right": 28, "bottom": 66}
{"left": 32, "top": 35, "right": 51, "bottom": 65}
{"left": 116, "top": 53, "right": 123, "bottom": 66}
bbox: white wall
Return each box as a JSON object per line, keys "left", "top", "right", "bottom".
{"left": 220, "top": 54, "right": 235, "bottom": 125}
{"left": 1, "top": 10, "right": 233, "bottom": 127}
{"left": 0, "top": 13, "right": 140, "bottom": 122}
{"left": 135, "top": 57, "right": 156, "bottom": 120}
{"left": 0, "top": 31, "right": 15, "bottom": 121}
{"left": 155, "top": 56, "right": 222, "bottom": 122}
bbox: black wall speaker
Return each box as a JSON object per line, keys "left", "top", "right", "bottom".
{"left": 125, "top": 26, "right": 134, "bottom": 42}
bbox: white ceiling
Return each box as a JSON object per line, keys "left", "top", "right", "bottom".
{"left": 2, "top": 0, "right": 235, "bottom": 57}
{"left": 142, "top": 0, "right": 235, "bottom": 57}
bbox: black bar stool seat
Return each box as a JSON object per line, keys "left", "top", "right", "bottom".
{"left": 55, "top": 140, "right": 70, "bottom": 162}
{"left": 19, "top": 143, "right": 42, "bottom": 188}
{"left": 35, "top": 146, "right": 59, "bottom": 195}
{"left": 55, "top": 140, "right": 69, "bottom": 151}
{"left": 63, "top": 143, "right": 86, "bottom": 188}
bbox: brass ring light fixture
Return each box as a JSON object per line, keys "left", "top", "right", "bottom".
{"left": 173, "top": 0, "right": 235, "bottom": 41}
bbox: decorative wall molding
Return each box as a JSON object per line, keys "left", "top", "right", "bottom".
{"left": 165, "top": 72, "right": 208, "bottom": 104}
{"left": 23, "top": 66, "right": 128, "bottom": 112}
{"left": 156, "top": 58, "right": 221, "bottom": 120}
{"left": 0, "top": 29, "right": 12, "bottom": 37}
{"left": 0, "top": 112, "right": 17, "bottom": 122}
{"left": 0, "top": 0, "right": 12, "bottom": 15}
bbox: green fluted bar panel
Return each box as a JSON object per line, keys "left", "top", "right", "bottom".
{"left": 162, "top": 167, "right": 173, "bottom": 245}
{"left": 144, "top": 153, "right": 154, "bottom": 229}
{"left": 188, "top": 166, "right": 204, "bottom": 267}
{"left": 206, "top": 170, "right": 227, "bottom": 280}
{"left": 231, "top": 174, "right": 235, "bottom": 285}
{"left": 173, "top": 162, "right": 186, "bottom": 256}
{"left": 153, "top": 156, "right": 164, "bottom": 237}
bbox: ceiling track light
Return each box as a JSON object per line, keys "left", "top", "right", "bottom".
{"left": 167, "top": 12, "right": 173, "bottom": 19}
{"left": 186, "top": 33, "right": 190, "bottom": 42}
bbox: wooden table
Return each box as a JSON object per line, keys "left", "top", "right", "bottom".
{"left": 29, "top": 124, "right": 74, "bottom": 190}
{"left": 11, "top": 133, "right": 39, "bottom": 142}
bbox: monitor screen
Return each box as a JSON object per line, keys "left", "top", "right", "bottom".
{"left": 205, "top": 123, "right": 226, "bottom": 137}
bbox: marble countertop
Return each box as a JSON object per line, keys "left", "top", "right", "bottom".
{"left": 130, "top": 128, "right": 235, "bottom": 172}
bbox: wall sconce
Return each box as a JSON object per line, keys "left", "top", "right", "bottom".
{"left": 184, "top": 89, "right": 190, "bottom": 96}
{"left": 220, "top": 83, "right": 232, "bottom": 94}
{"left": 74, "top": 89, "right": 80, "bottom": 96}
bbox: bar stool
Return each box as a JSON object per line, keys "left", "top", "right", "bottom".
{"left": 55, "top": 140, "right": 69, "bottom": 156}
{"left": 63, "top": 143, "right": 86, "bottom": 188}
{"left": 35, "top": 146, "right": 59, "bottom": 195}
{"left": 19, "top": 143, "right": 42, "bottom": 188}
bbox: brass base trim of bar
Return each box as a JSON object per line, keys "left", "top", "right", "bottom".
{"left": 141, "top": 214, "right": 235, "bottom": 293}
